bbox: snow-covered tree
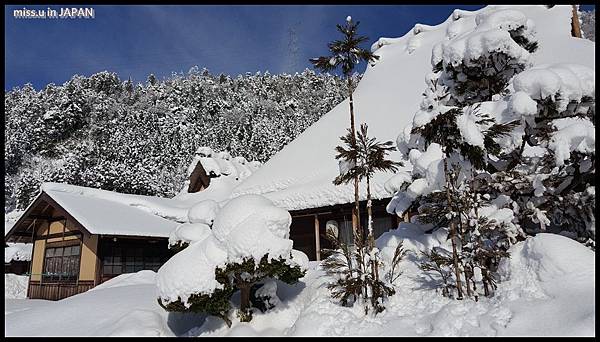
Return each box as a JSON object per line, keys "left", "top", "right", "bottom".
{"left": 390, "top": 8, "right": 540, "bottom": 300}
{"left": 490, "top": 63, "right": 596, "bottom": 247}
{"left": 324, "top": 123, "right": 402, "bottom": 314}
{"left": 157, "top": 195, "right": 308, "bottom": 327}
{"left": 5, "top": 68, "right": 350, "bottom": 212}
{"left": 579, "top": 9, "right": 595, "bottom": 42}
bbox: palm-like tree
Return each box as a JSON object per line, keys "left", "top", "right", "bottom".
{"left": 311, "top": 16, "right": 380, "bottom": 241}
{"left": 336, "top": 124, "right": 401, "bottom": 243}
{"left": 334, "top": 123, "right": 401, "bottom": 313}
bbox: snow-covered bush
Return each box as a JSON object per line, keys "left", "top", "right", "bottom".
{"left": 490, "top": 64, "right": 596, "bottom": 245}
{"left": 157, "top": 195, "right": 308, "bottom": 327}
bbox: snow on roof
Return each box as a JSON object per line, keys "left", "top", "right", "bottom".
{"left": 41, "top": 183, "right": 180, "bottom": 238}
{"left": 230, "top": 5, "right": 595, "bottom": 211}
{"left": 14, "top": 150, "right": 264, "bottom": 238}
{"left": 178, "top": 148, "right": 262, "bottom": 203}
{"left": 5, "top": 243, "right": 32, "bottom": 263}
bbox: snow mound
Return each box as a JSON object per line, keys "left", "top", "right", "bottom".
{"left": 157, "top": 235, "right": 229, "bottom": 305}
{"left": 212, "top": 194, "right": 293, "bottom": 262}
{"left": 187, "top": 199, "right": 219, "bottom": 225}
{"left": 91, "top": 270, "right": 157, "bottom": 291}
{"left": 503, "top": 233, "right": 595, "bottom": 282}
{"left": 5, "top": 274, "right": 29, "bottom": 299}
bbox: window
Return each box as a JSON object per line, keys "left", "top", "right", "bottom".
{"left": 338, "top": 217, "right": 354, "bottom": 247}
{"left": 102, "top": 242, "right": 166, "bottom": 277}
{"left": 43, "top": 245, "right": 80, "bottom": 283}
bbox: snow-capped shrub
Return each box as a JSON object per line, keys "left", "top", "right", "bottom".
{"left": 187, "top": 199, "right": 219, "bottom": 226}
{"left": 500, "top": 63, "right": 596, "bottom": 243}
{"left": 157, "top": 194, "right": 307, "bottom": 327}
{"left": 168, "top": 222, "right": 212, "bottom": 251}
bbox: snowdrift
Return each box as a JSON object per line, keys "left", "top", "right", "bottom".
{"left": 5, "top": 233, "right": 594, "bottom": 336}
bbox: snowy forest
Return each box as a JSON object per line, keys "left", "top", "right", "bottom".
{"left": 4, "top": 69, "right": 355, "bottom": 212}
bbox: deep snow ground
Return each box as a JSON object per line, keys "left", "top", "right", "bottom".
{"left": 4, "top": 233, "right": 594, "bottom": 337}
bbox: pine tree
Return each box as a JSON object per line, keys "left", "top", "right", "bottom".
{"left": 5, "top": 69, "right": 350, "bottom": 211}
{"left": 391, "top": 9, "right": 539, "bottom": 300}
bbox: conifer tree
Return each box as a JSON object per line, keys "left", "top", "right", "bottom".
{"left": 391, "top": 9, "right": 539, "bottom": 300}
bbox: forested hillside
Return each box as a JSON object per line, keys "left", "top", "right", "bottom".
{"left": 5, "top": 68, "right": 353, "bottom": 211}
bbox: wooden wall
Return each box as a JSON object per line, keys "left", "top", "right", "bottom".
{"left": 28, "top": 281, "right": 95, "bottom": 301}
{"left": 27, "top": 215, "right": 99, "bottom": 300}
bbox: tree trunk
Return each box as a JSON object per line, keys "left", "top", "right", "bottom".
{"left": 443, "top": 158, "right": 464, "bottom": 300}
{"left": 240, "top": 283, "right": 250, "bottom": 311}
{"left": 347, "top": 75, "right": 366, "bottom": 299}
{"left": 347, "top": 76, "right": 361, "bottom": 245}
{"left": 366, "top": 175, "right": 374, "bottom": 249}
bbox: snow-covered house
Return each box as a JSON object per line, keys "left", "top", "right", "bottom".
{"left": 4, "top": 149, "right": 262, "bottom": 300}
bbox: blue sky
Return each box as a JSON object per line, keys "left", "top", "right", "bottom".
{"left": 4, "top": 5, "right": 595, "bottom": 91}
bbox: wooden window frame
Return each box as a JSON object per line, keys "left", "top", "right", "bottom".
{"left": 100, "top": 239, "right": 167, "bottom": 280}
{"left": 41, "top": 242, "right": 81, "bottom": 284}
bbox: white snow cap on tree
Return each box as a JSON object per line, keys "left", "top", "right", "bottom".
{"left": 212, "top": 194, "right": 295, "bottom": 262}
{"left": 168, "top": 222, "right": 212, "bottom": 248}
{"left": 187, "top": 199, "right": 219, "bottom": 226}
{"left": 432, "top": 9, "right": 534, "bottom": 68}
{"left": 157, "top": 194, "right": 308, "bottom": 307}
{"left": 196, "top": 146, "right": 213, "bottom": 157}
{"left": 512, "top": 64, "right": 595, "bottom": 113}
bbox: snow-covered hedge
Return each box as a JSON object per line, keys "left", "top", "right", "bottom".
{"left": 157, "top": 194, "right": 308, "bottom": 326}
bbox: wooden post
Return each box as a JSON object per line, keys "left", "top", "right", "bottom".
{"left": 571, "top": 5, "right": 582, "bottom": 38}
{"left": 26, "top": 219, "right": 37, "bottom": 299}
{"left": 314, "top": 215, "right": 321, "bottom": 261}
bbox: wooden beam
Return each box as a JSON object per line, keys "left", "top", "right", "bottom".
{"left": 35, "top": 231, "right": 82, "bottom": 241}
{"left": 292, "top": 211, "right": 332, "bottom": 218}
{"left": 29, "top": 215, "right": 65, "bottom": 222}
{"left": 314, "top": 215, "right": 321, "bottom": 261}
{"left": 571, "top": 5, "right": 582, "bottom": 38}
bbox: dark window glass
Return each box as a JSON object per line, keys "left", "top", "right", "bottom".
{"left": 103, "top": 265, "right": 113, "bottom": 274}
